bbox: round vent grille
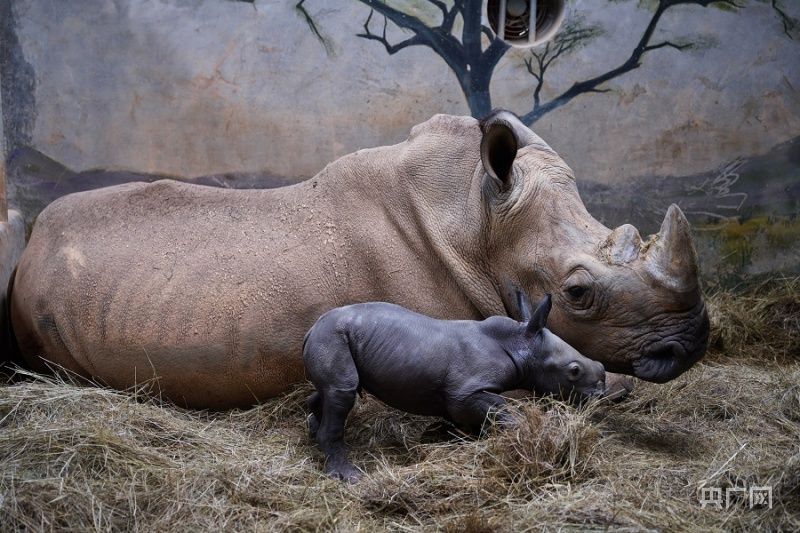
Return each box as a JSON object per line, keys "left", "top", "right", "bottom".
{"left": 487, "top": 0, "right": 566, "bottom": 47}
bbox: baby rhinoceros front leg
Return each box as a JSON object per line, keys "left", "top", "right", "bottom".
{"left": 448, "top": 391, "right": 517, "bottom": 435}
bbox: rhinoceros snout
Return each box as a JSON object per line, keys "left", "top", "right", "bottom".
{"left": 633, "top": 307, "right": 709, "bottom": 383}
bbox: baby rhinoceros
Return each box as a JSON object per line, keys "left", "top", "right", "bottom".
{"left": 302, "top": 293, "right": 606, "bottom": 482}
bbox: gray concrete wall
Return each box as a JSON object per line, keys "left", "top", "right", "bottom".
{"left": 2, "top": 0, "right": 799, "bottom": 284}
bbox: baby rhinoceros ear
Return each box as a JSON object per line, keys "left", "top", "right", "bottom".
{"left": 526, "top": 294, "right": 552, "bottom": 336}
{"left": 516, "top": 288, "right": 533, "bottom": 322}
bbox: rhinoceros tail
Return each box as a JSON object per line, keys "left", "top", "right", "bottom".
{"left": 0, "top": 210, "right": 27, "bottom": 372}
{"left": 1, "top": 266, "right": 23, "bottom": 369}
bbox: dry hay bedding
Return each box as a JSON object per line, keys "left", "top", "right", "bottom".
{"left": 1, "top": 280, "right": 798, "bottom": 531}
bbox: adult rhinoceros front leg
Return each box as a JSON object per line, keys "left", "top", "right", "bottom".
{"left": 602, "top": 373, "right": 635, "bottom": 401}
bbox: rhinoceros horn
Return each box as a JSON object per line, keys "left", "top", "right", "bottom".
{"left": 603, "top": 224, "right": 642, "bottom": 265}
{"left": 645, "top": 204, "right": 699, "bottom": 292}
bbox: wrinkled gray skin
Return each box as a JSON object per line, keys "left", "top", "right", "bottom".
{"left": 303, "top": 294, "right": 605, "bottom": 482}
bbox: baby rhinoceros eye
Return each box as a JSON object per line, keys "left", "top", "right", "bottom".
{"left": 567, "top": 362, "right": 582, "bottom": 381}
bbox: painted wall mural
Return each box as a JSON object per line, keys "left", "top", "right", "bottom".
{"left": 331, "top": 0, "right": 755, "bottom": 122}
{"left": 1, "top": 0, "right": 798, "bottom": 286}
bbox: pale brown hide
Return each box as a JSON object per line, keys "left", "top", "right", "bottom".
{"left": 9, "top": 114, "right": 705, "bottom": 408}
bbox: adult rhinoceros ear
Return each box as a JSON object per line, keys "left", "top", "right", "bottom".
{"left": 480, "top": 111, "right": 519, "bottom": 189}
{"left": 527, "top": 294, "right": 552, "bottom": 335}
{"left": 602, "top": 224, "right": 643, "bottom": 265}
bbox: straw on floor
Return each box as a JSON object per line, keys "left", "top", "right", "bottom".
{"left": 1, "top": 279, "right": 798, "bottom": 531}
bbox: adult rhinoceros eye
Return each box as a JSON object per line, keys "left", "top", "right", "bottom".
{"left": 562, "top": 269, "right": 596, "bottom": 310}
{"left": 566, "top": 285, "right": 588, "bottom": 299}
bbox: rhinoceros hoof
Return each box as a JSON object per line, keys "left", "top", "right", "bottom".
{"left": 325, "top": 461, "right": 362, "bottom": 483}
{"left": 307, "top": 414, "right": 320, "bottom": 440}
{"left": 603, "top": 373, "right": 635, "bottom": 402}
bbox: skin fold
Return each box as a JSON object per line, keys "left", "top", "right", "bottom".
{"left": 303, "top": 294, "right": 606, "bottom": 482}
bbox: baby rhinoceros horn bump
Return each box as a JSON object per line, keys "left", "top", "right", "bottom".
{"left": 602, "top": 224, "right": 642, "bottom": 264}
{"left": 645, "top": 204, "right": 699, "bottom": 292}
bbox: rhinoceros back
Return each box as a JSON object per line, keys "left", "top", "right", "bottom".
{"left": 9, "top": 179, "right": 337, "bottom": 407}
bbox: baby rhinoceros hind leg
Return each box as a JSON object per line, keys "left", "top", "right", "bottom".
{"left": 303, "top": 322, "right": 363, "bottom": 482}
{"left": 316, "top": 388, "right": 361, "bottom": 482}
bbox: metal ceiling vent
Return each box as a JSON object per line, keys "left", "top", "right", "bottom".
{"left": 487, "top": 0, "right": 566, "bottom": 48}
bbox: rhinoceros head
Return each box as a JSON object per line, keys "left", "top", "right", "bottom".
{"left": 397, "top": 111, "right": 708, "bottom": 383}
{"left": 476, "top": 111, "right": 709, "bottom": 382}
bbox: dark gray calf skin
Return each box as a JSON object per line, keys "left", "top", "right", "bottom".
{"left": 303, "top": 294, "right": 606, "bottom": 481}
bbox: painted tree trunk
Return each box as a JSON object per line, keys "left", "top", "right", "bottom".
{"left": 460, "top": 71, "right": 493, "bottom": 119}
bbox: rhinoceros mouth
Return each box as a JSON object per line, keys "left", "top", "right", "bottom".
{"left": 633, "top": 336, "right": 707, "bottom": 383}
{"left": 631, "top": 302, "right": 710, "bottom": 383}
{"left": 633, "top": 342, "right": 687, "bottom": 383}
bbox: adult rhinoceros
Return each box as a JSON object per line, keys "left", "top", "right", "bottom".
{"left": 8, "top": 111, "right": 709, "bottom": 408}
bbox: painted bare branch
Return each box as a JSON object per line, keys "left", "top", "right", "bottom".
{"left": 358, "top": 10, "right": 425, "bottom": 53}
{"left": 771, "top": 0, "right": 798, "bottom": 39}
{"left": 354, "top": 0, "right": 466, "bottom": 72}
{"left": 340, "top": 0, "right": 794, "bottom": 124}
{"left": 520, "top": 0, "right": 739, "bottom": 125}
{"left": 523, "top": 17, "right": 603, "bottom": 112}
{"left": 354, "top": 0, "right": 508, "bottom": 117}
{"left": 296, "top": 0, "right": 334, "bottom": 56}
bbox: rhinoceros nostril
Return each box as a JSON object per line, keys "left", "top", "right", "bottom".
{"left": 659, "top": 341, "right": 686, "bottom": 361}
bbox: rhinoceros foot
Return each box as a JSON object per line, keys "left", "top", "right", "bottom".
{"left": 324, "top": 459, "right": 362, "bottom": 483}
{"left": 602, "top": 372, "right": 635, "bottom": 402}
{"left": 307, "top": 413, "right": 320, "bottom": 440}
